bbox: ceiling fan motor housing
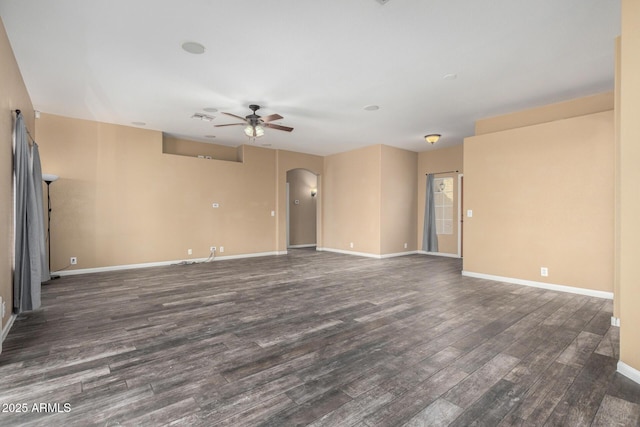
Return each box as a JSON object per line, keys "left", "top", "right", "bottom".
{"left": 247, "top": 104, "right": 261, "bottom": 125}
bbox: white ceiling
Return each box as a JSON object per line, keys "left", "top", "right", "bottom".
{"left": 0, "top": 0, "right": 620, "bottom": 156}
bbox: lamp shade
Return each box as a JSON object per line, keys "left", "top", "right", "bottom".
{"left": 42, "top": 173, "right": 59, "bottom": 183}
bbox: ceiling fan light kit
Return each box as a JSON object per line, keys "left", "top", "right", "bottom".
{"left": 244, "top": 124, "right": 265, "bottom": 138}
{"left": 215, "top": 104, "right": 293, "bottom": 139}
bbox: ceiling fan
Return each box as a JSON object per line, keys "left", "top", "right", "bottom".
{"left": 214, "top": 104, "right": 293, "bottom": 138}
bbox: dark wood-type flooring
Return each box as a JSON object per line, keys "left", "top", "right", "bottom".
{"left": 1, "top": 249, "right": 639, "bottom": 426}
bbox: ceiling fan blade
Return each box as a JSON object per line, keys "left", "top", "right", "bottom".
{"left": 264, "top": 123, "right": 294, "bottom": 132}
{"left": 221, "top": 112, "right": 248, "bottom": 122}
{"left": 261, "top": 114, "right": 283, "bottom": 123}
{"left": 214, "top": 123, "right": 245, "bottom": 127}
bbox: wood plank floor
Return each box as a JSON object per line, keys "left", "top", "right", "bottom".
{"left": 1, "top": 249, "right": 639, "bottom": 426}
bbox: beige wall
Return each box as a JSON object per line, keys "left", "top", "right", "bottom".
{"left": 380, "top": 145, "right": 418, "bottom": 255}
{"left": 322, "top": 144, "right": 417, "bottom": 257}
{"left": 464, "top": 109, "right": 614, "bottom": 292}
{"left": 0, "top": 18, "right": 35, "bottom": 331}
{"left": 162, "top": 135, "right": 240, "bottom": 162}
{"left": 619, "top": 0, "right": 640, "bottom": 374}
{"left": 476, "top": 92, "right": 614, "bottom": 136}
{"left": 417, "top": 145, "right": 463, "bottom": 255}
{"left": 287, "top": 168, "right": 317, "bottom": 246}
{"left": 275, "top": 150, "right": 324, "bottom": 252}
{"left": 36, "top": 113, "right": 278, "bottom": 270}
{"left": 614, "top": 37, "right": 621, "bottom": 321}
{"left": 323, "top": 145, "right": 381, "bottom": 254}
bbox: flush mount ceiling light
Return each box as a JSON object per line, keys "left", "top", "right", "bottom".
{"left": 424, "top": 134, "right": 441, "bottom": 144}
{"left": 181, "top": 41, "right": 206, "bottom": 54}
{"left": 191, "top": 113, "right": 215, "bottom": 121}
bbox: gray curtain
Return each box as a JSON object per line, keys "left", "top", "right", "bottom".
{"left": 422, "top": 174, "right": 439, "bottom": 252}
{"left": 32, "top": 145, "right": 49, "bottom": 282}
{"left": 13, "top": 112, "right": 48, "bottom": 314}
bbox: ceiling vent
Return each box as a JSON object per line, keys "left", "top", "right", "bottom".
{"left": 191, "top": 113, "right": 215, "bottom": 122}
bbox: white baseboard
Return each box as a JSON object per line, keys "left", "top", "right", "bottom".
{"left": 2, "top": 314, "right": 16, "bottom": 342}
{"left": 618, "top": 361, "right": 640, "bottom": 385}
{"left": 216, "top": 251, "right": 287, "bottom": 260}
{"left": 318, "top": 248, "right": 382, "bottom": 259}
{"left": 288, "top": 244, "right": 316, "bottom": 249}
{"left": 318, "top": 247, "right": 418, "bottom": 259}
{"left": 461, "top": 271, "right": 614, "bottom": 300}
{"left": 381, "top": 251, "right": 419, "bottom": 259}
{"left": 611, "top": 316, "right": 621, "bottom": 327}
{"left": 418, "top": 250, "right": 461, "bottom": 259}
{"left": 54, "top": 251, "right": 285, "bottom": 276}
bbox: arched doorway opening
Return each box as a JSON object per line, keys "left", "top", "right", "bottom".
{"left": 286, "top": 168, "right": 318, "bottom": 249}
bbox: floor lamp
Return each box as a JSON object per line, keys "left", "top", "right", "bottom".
{"left": 42, "top": 173, "right": 59, "bottom": 280}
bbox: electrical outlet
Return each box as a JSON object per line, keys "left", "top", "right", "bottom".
{"left": 220, "top": 246, "right": 224, "bottom": 253}
{"left": 187, "top": 249, "right": 192, "bottom": 255}
{"left": 350, "top": 242, "right": 354, "bottom": 249}
{"left": 210, "top": 246, "right": 216, "bottom": 253}
{"left": 404, "top": 243, "right": 408, "bottom": 249}
{"left": 541, "top": 267, "right": 548, "bottom": 277}
{"left": 70, "top": 257, "right": 77, "bottom": 265}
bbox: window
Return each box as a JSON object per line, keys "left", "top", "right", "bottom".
{"left": 434, "top": 177, "right": 453, "bottom": 235}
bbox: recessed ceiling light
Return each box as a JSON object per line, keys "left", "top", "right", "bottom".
{"left": 443, "top": 73, "right": 458, "bottom": 80}
{"left": 203, "top": 107, "right": 218, "bottom": 113}
{"left": 181, "top": 41, "right": 206, "bottom": 54}
{"left": 131, "top": 121, "right": 146, "bottom": 126}
{"left": 205, "top": 135, "right": 216, "bottom": 139}
{"left": 364, "top": 105, "right": 380, "bottom": 111}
